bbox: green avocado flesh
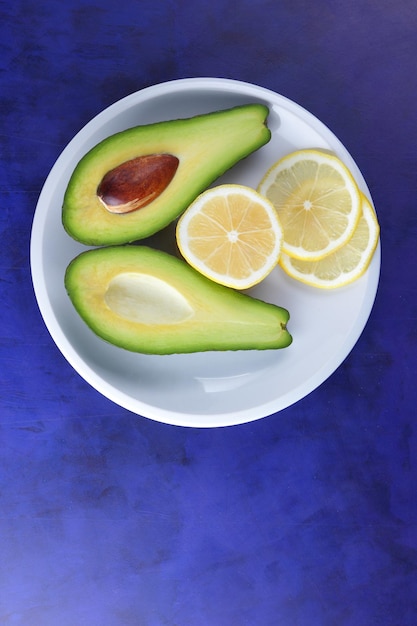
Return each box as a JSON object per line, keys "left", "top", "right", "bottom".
{"left": 65, "top": 245, "right": 292, "bottom": 355}
{"left": 62, "top": 104, "right": 271, "bottom": 246}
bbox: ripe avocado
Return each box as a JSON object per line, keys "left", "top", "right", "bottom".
{"left": 65, "top": 245, "right": 292, "bottom": 355}
{"left": 62, "top": 104, "right": 271, "bottom": 246}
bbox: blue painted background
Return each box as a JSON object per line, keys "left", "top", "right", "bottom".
{"left": 1, "top": 1, "right": 417, "bottom": 624}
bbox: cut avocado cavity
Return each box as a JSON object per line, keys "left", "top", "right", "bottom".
{"left": 104, "top": 272, "right": 194, "bottom": 324}
{"left": 62, "top": 104, "right": 271, "bottom": 246}
{"left": 65, "top": 245, "right": 292, "bottom": 355}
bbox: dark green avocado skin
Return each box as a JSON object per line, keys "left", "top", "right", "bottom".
{"left": 62, "top": 104, "right": 271, "bottom": 246}
{"left": 65, "top": 245, "right": 292, "bottom": 355}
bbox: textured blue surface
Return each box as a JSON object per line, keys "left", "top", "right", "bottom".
{"left": 1, "top": 1, "right": 417, "bottom": 624}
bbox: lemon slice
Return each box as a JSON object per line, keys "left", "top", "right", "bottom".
{"left": 279, "top": 193, "right": 379, "bottom": 289}
{"left": 258, "top": 149, "right": 362, "bottom": 261}
{"left": 176, "top": 184, "right": 283, "bottom": 289}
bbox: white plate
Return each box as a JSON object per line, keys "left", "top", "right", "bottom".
{"left": 30, "top": 78, "right": 380, "bottom": 428}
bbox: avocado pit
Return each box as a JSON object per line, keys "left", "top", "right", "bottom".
{"left": 97, "top": 153, "right": 179, "bottom": 214}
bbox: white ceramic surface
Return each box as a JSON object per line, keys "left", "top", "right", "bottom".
{"left": 30, "top": 78, "right": 380, "bottom": 428}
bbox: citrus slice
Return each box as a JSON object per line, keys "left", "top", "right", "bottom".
{"left": 258, "top": 149, "right": 362, "bottom": 261}
{"left": 176, "top": 184, "right": 283, "bottom": 289}
{"left": 279, "top": 193, "right": 380, "bottom": 289}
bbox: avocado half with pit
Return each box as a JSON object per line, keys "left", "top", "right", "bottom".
{"left": 62, "top": 104, "right": 271, "bottom": 246}
{"left": 65, "top": 245, "right": 292, "bottom": 355}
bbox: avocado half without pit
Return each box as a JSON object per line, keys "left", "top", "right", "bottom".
{"left": 65, "top": 246, "right": 292, "bottom": 355}
{"left": 62, "top": 104, "right": 272, "bottom": 246}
